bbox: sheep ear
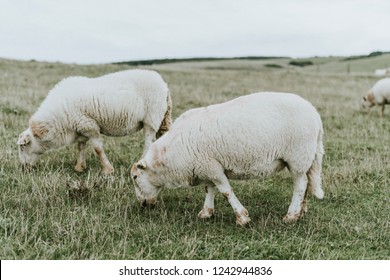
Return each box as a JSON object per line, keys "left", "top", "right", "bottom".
{"left": 30, "top": 120, "right": 50, "bottom": 139}
{"left": 363, "top": 96, "right": 367, "bottom": 101}
{"left": 17, "top": 132, "right": 31, "bottom": 146}
{"left": 136, "top": 159, "right": 147, "bottom": 170}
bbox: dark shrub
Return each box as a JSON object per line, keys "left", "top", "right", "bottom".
{"left": 288, "top": 60, "right": 313, "bottom": 67}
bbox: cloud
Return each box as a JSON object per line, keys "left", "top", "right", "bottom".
{"left": 1, "top": 0, "right": 390, "bottom": 63}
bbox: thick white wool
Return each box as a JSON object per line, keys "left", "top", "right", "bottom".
{"left": 145, "top": 92, "right": 322, "bottom": 184}
{"left": 370, "top": 78, "right": 390, "bottom": 104}
{"left": 17, "top": 69, "right": 171, "bottom": 172}
{"left": 132, "top": 92, "right": 324, "bottom": 224}
{"left": 361, "top": 78, "right": 390, "bottom": 116}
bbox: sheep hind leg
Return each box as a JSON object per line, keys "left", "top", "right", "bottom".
{"left": 75, "top": 141, "right": 87, "bottom": 172}
{"left": 307, "top": 150, "right": 324, "bottom": 199}
{"left": 301, "top": 189, "right": 308, "bottom": 214}
{"left": 198, "top": 185, "right": 216, "bottom": 219}
{"left": 90, "top": 137, "right": 114, "bottom": 175}
{"left": 214, "top": 177, "right": 251, "bottom": 226}
{"left": 283, "top": 172, "right": 308, "bottom": 223}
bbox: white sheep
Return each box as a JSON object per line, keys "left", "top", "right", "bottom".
{"left": 374, "top": 68, "right": 390, "bottom": 77}
{"left": 374, "top": 69, "right": 388, "bottom": 77}
{"left": 362, "top": 78, "right": 390, "bottom": 117}
{"left": 131, "top": 92, "right": 324, "bottom": 225}
{"left": 17, "top": 69, "right": 172, "bottom": 174}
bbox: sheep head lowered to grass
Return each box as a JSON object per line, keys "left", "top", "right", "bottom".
{"left": 362, "top": 78, "right": 390, "bottom": 117}
{"left": 131, "top": 92, "right": 324, "bottom": 225}
{"left": 17, "top": 69, "right": 172, "bottom": 174}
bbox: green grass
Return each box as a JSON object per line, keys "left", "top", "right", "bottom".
{"left": 0, "top": 56, "right": 389, "bottom": 259}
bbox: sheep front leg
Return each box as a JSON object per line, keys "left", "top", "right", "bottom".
{"left": 198, "top": 185, "right": 216, "bottom": 219}
{"left": 75, "top": 141, "right": 87, "bottom": 172}
{"left": 90, "top": 137, "right": 114, "bottom": 175}
{"left": 215, "top": 178, "right": 251, "bottom": 226}
{"left": 283, "top": 172, "right": 308, "bottom": 223}
{"left": 380, "top": 104, "right": 385, "bottom": 117}
{"left": 142, "top": 125, "right": 156, "bottom": 156}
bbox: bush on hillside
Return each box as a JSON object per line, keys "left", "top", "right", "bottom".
{"left": 288, "top": 60, "right": 313, "bottom": 67}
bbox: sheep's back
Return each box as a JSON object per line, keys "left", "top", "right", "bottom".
{"left": 33, "top": 70, "right": 168, "bottom": 136}
{"left": 161, "top": 92, "right": 322, "bottom": 177}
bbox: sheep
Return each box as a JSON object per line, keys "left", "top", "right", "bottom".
{"left": 374, "top": 68, "right": 390, "bottom": 77}
{"left": 362, "top": 78, "right": 390, "bottom": 117}
{"left": 17, "top": 69, "right": 172, "bottom": 174}
{"left": 131, "top": 92, "right": 324, "bottom": 225}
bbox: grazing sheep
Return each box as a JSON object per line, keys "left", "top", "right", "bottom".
{"left": 374, "top": 69, "right": 389, "bottom": 77}
{"left": 17, "top": 69, "right": 172, "bottom": 174}
{"left": 362, "top": 78, "right": 390, "bottom": 117}
{"left": 131, "top": 92, "right": 324, "bottom": 225}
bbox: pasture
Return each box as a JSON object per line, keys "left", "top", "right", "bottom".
{"left": 0, "top": 56, "right": 389, "bottom": 259}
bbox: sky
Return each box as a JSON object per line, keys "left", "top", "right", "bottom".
{"left": 1, "top": 0, "right": 390, "bottom": 64}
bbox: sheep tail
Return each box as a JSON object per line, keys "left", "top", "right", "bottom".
{"left": 157, "top": 91, "right": 172, "bottom": 138}
{"left": 306, "top": 128, "right": 324, "bottom": 199}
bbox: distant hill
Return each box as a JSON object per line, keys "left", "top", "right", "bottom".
{"left": 2, "top": 51, "right": 389, "bottom": 75}
{"left": 341, "top": 51, "right": 390, "bottom": 61}
{"left": 112, "top": 56, "right": 290, "bottom": 66}
{"left": 299, "top": 52, "right": 390, "bottom": 74}
{"left": 111, "top": 51, "right": 390, "bottom": 74}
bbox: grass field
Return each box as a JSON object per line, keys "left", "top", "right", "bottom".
{"left": 0, "top": 56, "right": 389, "bottom": 259}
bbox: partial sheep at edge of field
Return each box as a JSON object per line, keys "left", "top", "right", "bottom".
{"left": 131, "top": 92, "right": 324, "bottom": 226}
{"left": 374, "top": 68, "right": 390, "bottom": 77}
{"left": 362, "top": 77, "right": 390, "bottom": 117}
{"left": 17, "top": 69, "right": 172, "bottom": 174}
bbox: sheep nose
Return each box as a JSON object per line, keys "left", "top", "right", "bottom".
{"left": 141, "top": 199, "right": 156, "bottom": 209}
{"left": 21, "top": 163, "right": 33, "bottom": 171}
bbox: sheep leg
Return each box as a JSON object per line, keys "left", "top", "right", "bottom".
{"left": 215, "top": 177, "right": 251, "bottom": 226}
{"left": 198, "top": 185, "right": 216, "bottom": 219}
{"left": 301, "top": 188, "right": 308, "bottom": 214}
{"left": 75, "top": 141, "right": 87, "bottom": 172}
{"left": 76, "top": 119, "right": 113, "bottom": 174}
{"left": 142, "top": 125, "right": 156, "bottom": 156}
{"left": 283, "top": 172, "right": 308, "bottom": 223}
{"left": 90, "top": 137, "right": 114, "bottom": 175}
{"left": 380, "top": 104, "right": 385, "bottom": 117}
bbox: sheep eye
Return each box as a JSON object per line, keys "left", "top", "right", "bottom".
{"left": 133, "top": 175, "right": 138, "bottom": 180}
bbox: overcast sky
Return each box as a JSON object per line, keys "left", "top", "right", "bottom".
{"left": 1, "top": 0, "right": 390, "bottom": 64}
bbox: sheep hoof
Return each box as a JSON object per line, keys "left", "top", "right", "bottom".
{"left": 235, "top": 208, "right": 251, "bottom": 226}
{"left": 101, "top": 166, "right": 114, "bottom": 175}
{"left": 283, "top": 214, "right": 300, "bottom": 223}
{"left": 198, "top": 208, "right": 214, "bottom": 219}
{"left": 236, "top": 216, "right": 251, "bottom": 226}
{"left": 74, "top": 164, "right": 87, "bottom": 173}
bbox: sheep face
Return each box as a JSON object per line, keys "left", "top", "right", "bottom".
{"left": 361, "top": 96, "right": 374, "bottom": 111}
{"left": 131, "top": 159, "right": 161, "bottom": 207}
{"left": 361, "top": 91, "right": 375, "bottom": 112}
{"left": 17, "top": 128, "right": 45, "bottom": 166}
